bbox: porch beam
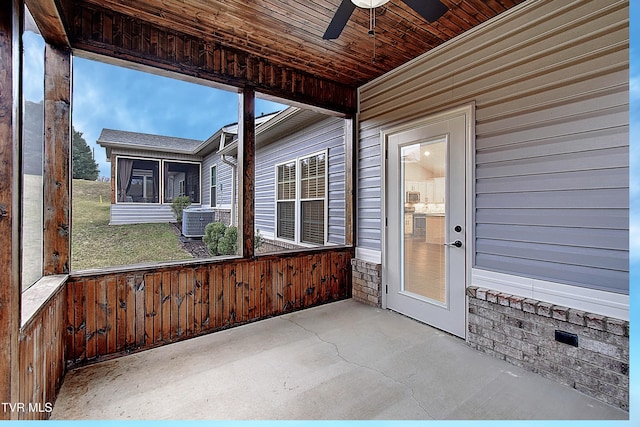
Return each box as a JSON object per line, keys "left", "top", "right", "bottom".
{"left": 237, "top": 87, "right": 255, "bottom": 259}
{"left": 0, "top": 0, "right": 21, "bottom": 418}
{"left": 67, "top": 4, "right": 357, "bottom": 115}
{"left": 42, "top": 44, "right": 71, "bottom": 275}
{"left": 24, "top": 0, "right": 71, "bottom": 48}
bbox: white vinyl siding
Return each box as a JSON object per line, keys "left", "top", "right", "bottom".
{"left": 357, "top": 0, "right": 628, "bottom": 294}
{"left": 109, "top": 204, "right": 176, "bottom": 225}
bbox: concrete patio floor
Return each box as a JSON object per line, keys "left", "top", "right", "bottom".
{"left": 51, "top": 299, "right": 628, "bottom": 420}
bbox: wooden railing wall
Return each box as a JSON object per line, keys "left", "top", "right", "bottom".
{"left": 65, "top": 248, "right": 353, "bottom": 367}
{"left": 18, "top": 287, "right": 67, "bottom": 420}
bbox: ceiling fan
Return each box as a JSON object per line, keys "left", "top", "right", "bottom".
{"left": 323, "top": 0, "right": 448, "bottom": 40}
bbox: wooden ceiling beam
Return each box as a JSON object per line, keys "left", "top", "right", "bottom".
{"left": 24, "top": 0, "right": 71, "bottom": 48}
{"left": 76, "top": 0, "right": 385, "bottom": 86}
{"left": 68, "top": 4, "right": 357, "bottom": 114}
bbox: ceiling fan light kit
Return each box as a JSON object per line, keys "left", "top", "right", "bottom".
{"left": 323, "top": 0, "right": 448, "bottom": 40}
{"left": 351, "top": 0, "right": 390, "bottom": 8}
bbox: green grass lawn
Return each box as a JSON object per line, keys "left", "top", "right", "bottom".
{"left": 71, "top": 179, "right": 193, "bottom": 270}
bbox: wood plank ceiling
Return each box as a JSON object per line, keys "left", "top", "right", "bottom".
{"left": 31, "top": 0, "right": 526, "bottom": 113}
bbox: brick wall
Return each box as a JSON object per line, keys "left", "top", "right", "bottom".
{"left": 215, "top": 209, "right": 231, "bottom": 226}
{"left": 351, "top": 259, "right": 382, "bottom": 307}
{"left": 467, "top": 286, "right": 629, "bottom": 411}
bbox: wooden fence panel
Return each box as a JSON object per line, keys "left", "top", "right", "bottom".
{"left": 65, "top": 248, "right": 353, "bottom": 367}
{"left": 106, "top": 277, "right": 117, "bottom": 354}
{"left": 19, "top": 286, "right": 66, "bottom": 420}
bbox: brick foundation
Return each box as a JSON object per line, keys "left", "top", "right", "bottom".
{"left": 467, "top": 286, "right": 629, "bottom": 411}
{"left": 351, "top": 259, "right": 382, "bottom": 307}
{"left": 215, "top": 209, "right": 232, "bottom": 226}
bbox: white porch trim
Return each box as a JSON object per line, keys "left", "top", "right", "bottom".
{"left": 471, "top": 268, "right": 629, "bottom": 321}
{"left": 355, "top": 247, "right": 382, "bottom": 264}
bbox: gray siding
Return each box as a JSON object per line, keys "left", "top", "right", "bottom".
{"left": 203, "top": 115, "right": 346, "bottom": 244}
{"left": 110, "top": 204, "right": 176, "bottom": 225}
{"left": 202, "top": 152, "right": 235, "bottom": 207}
{"left": 357, "top": 0, "right": 628, "bottom": 293}
{"left": 255, "top": 116, "right": 346, "bottom": 244}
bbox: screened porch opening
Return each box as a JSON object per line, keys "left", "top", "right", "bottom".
{"left": 117, "top": 157, "right": 160, "bottom": 203}
{"left": 163, "top": 161, "right": 201, "bottom": 204}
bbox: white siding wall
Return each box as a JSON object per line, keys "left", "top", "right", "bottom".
{"left": 357, "top": 0, "right": 628, "bottom": 294}
{"left": 110, "top": 204, "right": 176, "bottom": 225}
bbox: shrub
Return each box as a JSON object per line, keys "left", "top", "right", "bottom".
{"left": 171, "top": 196, "right": 191, "bottom": 222}
{"left": 203, "top": 222, "right": 262, "bottom": 256}
{"left": 255, "top": 229, "right": 264, "bottom": 251}
{"left": 217, "top": 226, "right": 238, "bottom": 255}
{"left": 203, "top": 221, "right": 227, "bottom": 256}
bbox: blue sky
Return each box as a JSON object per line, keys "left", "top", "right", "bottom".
{"left": 72, "top": 59, "right": 287, "bottom": 178}
{"left": 22, "top": 33, "right": 286, "bottom": 179}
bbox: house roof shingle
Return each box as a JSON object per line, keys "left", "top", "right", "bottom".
{"left": 97, "top": 129, "right": 203, "bottom": 154}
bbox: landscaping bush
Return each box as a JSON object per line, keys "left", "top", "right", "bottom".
{"left": 171, "top": 195, "right": 191, "bottom": 222}
{"left": 203, "top": 221, "right": 227, "bottom": 256}
{"left": 217, "top": 226, "right": 238, "bottom": 255}
{"left": 255, "top": 229, "right": 264, "bottom": 251}
{"left": 203, "top": 222, "right": 263, "bottom": 256}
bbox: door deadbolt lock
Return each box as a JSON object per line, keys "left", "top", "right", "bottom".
{"left": 454, "top": 225, "right": 462, "bottom": 233}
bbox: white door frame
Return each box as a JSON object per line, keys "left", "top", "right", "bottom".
{"left": 380, "top": 103, "right": 476, "bottom": 333}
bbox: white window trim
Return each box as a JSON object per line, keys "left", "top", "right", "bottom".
{"left": 210, "top": 165, "right": 217, "bottom": 207}
{"left": 274, "top": 149, "right": 328, "bottom": 246}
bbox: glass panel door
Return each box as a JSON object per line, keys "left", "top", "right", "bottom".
{"left": 401, "top": 138, "right": 447, "bottom": 304}
{"left": 384, "top": 107, "right": 470, "bottom": 339}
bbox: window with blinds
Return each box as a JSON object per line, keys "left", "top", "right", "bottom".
{"left": 277, "top": 161, "right": 296, "bottom": 240}
{"left": 275, "top": 153, "right": 326, "bottom": 245}
{"left": 300, "top": 153, "right": 325, "bottom": 245}
{"left": 302, "top": 200, "right": 324, "bottom": 245}
{"left": 277, "top": 201, "right": 295, "bottom": 240}
{"left": 210, "top": 165, "right": 217, "bottom": 207}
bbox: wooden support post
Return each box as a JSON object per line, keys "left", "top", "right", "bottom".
{"left": 43, "top": 44, "right": 71, "bottom": 275}
{"left": 237, "top": 87, "right": 255, "bottom": 258}
{"left": 0, "top": 0, "right": 21, "bottom": 418}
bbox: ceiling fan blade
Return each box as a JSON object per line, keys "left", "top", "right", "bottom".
{"left": 401, "top": 0, "right": 448, "bottom": 22}
{"left": 323, "top": 0, "right": 357, "bottom": 40}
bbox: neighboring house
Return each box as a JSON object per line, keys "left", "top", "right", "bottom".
{"left": 97, "top": 107, "right": 347, "bottom": 247}
{"left": 97, "top": 129, "right": 205, "bottom": 224}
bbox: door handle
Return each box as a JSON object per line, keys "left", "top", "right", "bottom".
{"left": 444, "top": 240, "right": 463, "bottom": 248}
